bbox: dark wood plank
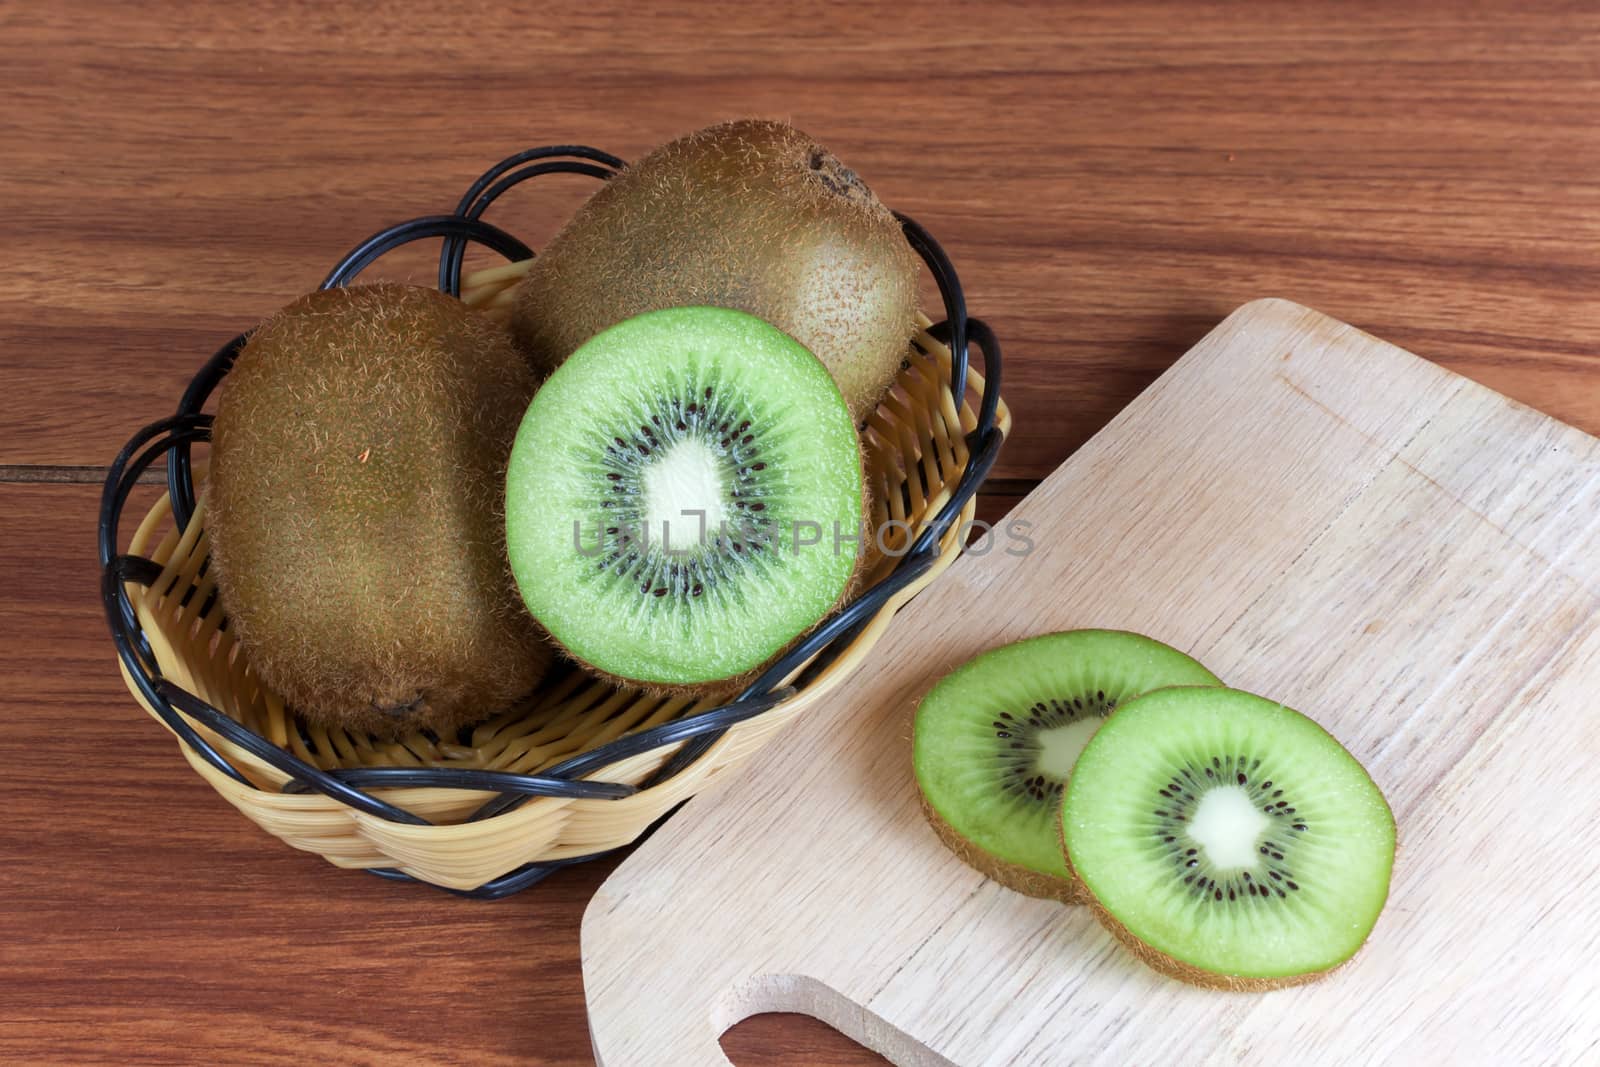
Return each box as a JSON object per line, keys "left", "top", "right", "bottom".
{"left": 4, "top": 2, "right": 1599, "bottom": 482}
{"left": 724, "top": 1016, "right": 890, "bottom": 1067}
{"left": 0, "top": 484, "right": 592, "bottom": 1064}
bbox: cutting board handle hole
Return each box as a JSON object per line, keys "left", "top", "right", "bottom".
{"left": 721, "top": 1013, "right": 892, "bottom": 1066}
{"left": 714, "top": 973, "right": 943, "bottom": 1066}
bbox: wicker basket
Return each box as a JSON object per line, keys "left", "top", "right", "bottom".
{"left": 98, "top": 145, "right": 1009, "bottom": 897}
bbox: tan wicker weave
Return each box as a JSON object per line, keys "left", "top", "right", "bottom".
{"left": 113, "top": 259, "right": 1010, "bottom": 891}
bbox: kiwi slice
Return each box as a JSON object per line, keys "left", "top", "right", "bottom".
{"left": 1062, "top": 687, "right": 1396, "bottom": 988}
{"left": 505, "top": 306, "right": 864, "bottom": 691}
{"left": 912, "top": 631, "right": 1221, "bottom": 902}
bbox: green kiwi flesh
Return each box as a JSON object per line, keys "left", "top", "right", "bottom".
{"left": 1062, "top": 686, "right": 1396, "bottom": 988}
{"left": 510, "top": 119, "right": 921, "bottom": 423}
{"left": 504, "top": 306, "right": 864, "bottom": 691}
{"left": 912, "top": 630, "right": 1222, "bottom": 902}
{"left": 208, "top": 283, "right": 552, "bottom": 739}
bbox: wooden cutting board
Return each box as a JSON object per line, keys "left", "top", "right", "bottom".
{"left": 582, "top": 299, "right": 1600, "bottom": 1066}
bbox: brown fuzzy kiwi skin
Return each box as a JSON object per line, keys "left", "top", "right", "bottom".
{"left": 510, "top": 119, "right": 921, "bottom": 423}
{"left": 207, "top": 283, "right": 553, "bottom": 739}
{"left": 1050, "top": 810, "right": 1092, "bottom": 905}
{"left": 920, "top": 791, "right": 1086, "bottom": 905}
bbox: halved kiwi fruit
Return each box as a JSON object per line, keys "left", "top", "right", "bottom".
{"left": 504, "top": 306, "right": 864, "bottom": 692}
{"left": 1062, "top": 686, "right": 1396, "bottom": 988}
{"left": 912, "top": 631, "right": 1222, "bottom": 902}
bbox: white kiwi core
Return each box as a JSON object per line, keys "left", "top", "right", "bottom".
{"left": 1186, "top": 785, "right": 1269, "bottom": 870}
{"left": 1035, "top": 718, "right": 1103, "bottom": 781}
{"left": 644, "top": 437, "right": 728, "bottom": 547}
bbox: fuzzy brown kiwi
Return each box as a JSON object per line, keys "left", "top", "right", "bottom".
{"left": 207, "top": 283, "right": 552, "bottom": 739}
{"left": 509, "top": 119, "right": 921, "bottom": 423}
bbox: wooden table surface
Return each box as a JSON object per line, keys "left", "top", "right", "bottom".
{"left": 4, "top": 3, "right": 1597, "bottom": 1064}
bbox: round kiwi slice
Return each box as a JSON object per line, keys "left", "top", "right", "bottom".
{"left": 505, "top": 306, "right": 864, "bottom": 691}
{"left": 912, "top": 631, "right": 1221, "bottom": 903}
{"left": 1062, "top": 686, "right": 1396, "bottom": 988}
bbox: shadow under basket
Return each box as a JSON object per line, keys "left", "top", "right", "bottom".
{"left": 98, "top": 144, "right": 1009, "bottom": 898}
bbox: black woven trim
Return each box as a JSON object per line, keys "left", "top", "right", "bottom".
{"left": 98, "top": 412, "right": 248, "bottom": 787}
{"left": 438, "top": 145, "right": 624, "bottom": 296}
{"left": 96, "top": 143, "right": 1005, "bottom": 897}
{"left": 323, "top": 214, "right": 533, "bottom": 291}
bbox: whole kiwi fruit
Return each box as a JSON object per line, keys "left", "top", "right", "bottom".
{"left": 510, "top": 119, "right": 921, "bottom": 423}
{"left": 207, "top": 283, "right": 552, "bottom": 739}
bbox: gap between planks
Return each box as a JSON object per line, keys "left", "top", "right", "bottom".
{"left": 0, "top": 467, "right": 1045, "bottom": 496}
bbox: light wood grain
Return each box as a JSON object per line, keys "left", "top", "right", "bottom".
{"left": 583, "top": 300, "right": 1600, "bottom": 1066}
{"left": 4, "top": 2, "right": 1600, "bottom": 481}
